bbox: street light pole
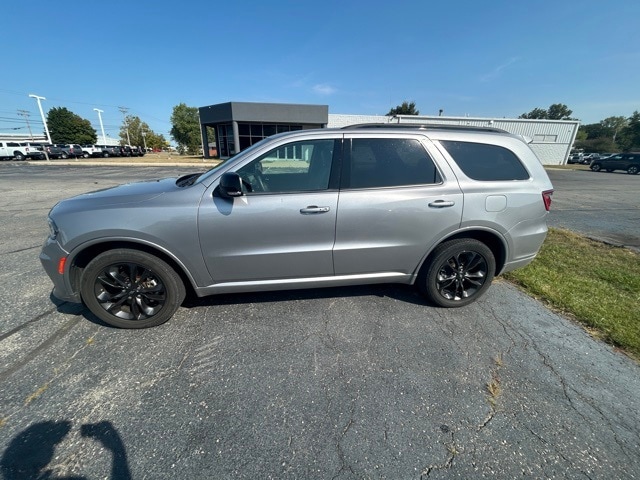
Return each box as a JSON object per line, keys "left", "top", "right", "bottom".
{"left": 29, "top": 94, "right": 52, "bottom": 144}
{"left": 118, "top": 106, "right": 131, "bottom": 145}
{"left": 93, "top": 108, "right": 106, "bottom": 144}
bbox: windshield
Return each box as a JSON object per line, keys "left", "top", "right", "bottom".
{"left": 195, "top": 136, "right": 273, "bottom": 184}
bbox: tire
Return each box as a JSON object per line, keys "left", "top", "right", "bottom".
{"left": 628, "top": 165, "right": 639, "bottom": 175}
{"left": 103, "top": 153, "right": 109, "bottom": 158}
{"left": 13, "top": 152, "right": 25, "bottom": 161}
{"left": 418, "top": 238, "right": 495, "bottom": 308}
{"left": 80, "top": 249, "right": 185, "bottom": 328}
{"left": 590, "top": 163, "right": 601, "bottom": 172}
{"left": 61, "top": 152, "right": 68, "bottom": 159}
{"left": 83, "top": 152, "right": 90, "bottom": 158}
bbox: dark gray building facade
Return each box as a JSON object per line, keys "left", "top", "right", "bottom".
{"left": 199, "top": 102, "right": 328, "bottom": 158}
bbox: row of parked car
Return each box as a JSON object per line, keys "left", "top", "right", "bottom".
{"left": 0, "top": 142, "right": 146, "bottom": 161}
{"left": 567, "top": 152, "right": 613, "bottom": 165}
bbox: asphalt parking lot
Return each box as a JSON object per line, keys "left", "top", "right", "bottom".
{"left": 0, "top": 163, "right": 639, "bottom": 479}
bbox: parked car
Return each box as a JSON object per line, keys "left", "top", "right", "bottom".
{"left": 98, "top": 145, "right": 122, "bottom": 157}
{"left": 81, "top": 145, "right": 107, "bottom": 158}
{"left": 40, "top": 124, "right": 554, "bottom": 328}
{"left": 590, "top": 153, "right": 640, "bottom": 174}
{"left": 57, "top": 144, "right": 84, "bottom": 159}
{"left": 19, "top": 142, "right": 46, "bottom": 160}
{"left": 568, "top": 153, "right": 584, "bottom": 164}
{"left": 0, "top": 141, "right": 45, "bottom": 160}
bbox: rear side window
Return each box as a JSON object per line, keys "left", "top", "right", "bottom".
{"left": 346, "top": 138, "right": 441, "bottom": 188}
{"left": 441, "top": 140, "right": 530, "bottom": 181}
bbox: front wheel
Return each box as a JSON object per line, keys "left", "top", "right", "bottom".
{"left": 80, "top": 249, "right": 185, "bottom": 328}
{"left": 13, "top": 152, "right": 24, "bottom": 161}
{"left": 628, "top": 165, "right": 639, "bottom": 175}
{"left": 418, "top": 239, "right": 495, "bottom": 308}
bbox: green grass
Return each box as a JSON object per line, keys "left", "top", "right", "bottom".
{"left": 504, "top": 228, "right": 640, "bottom": 359}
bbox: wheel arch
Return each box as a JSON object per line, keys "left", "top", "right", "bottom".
{"left": 68, "top": 240, "right": 196, "bottom": 300}
{"left": 417, "top": 229, "right": 507, "bottom": 279}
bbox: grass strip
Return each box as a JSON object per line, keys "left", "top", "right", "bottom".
{"left": 504, "top": 228, "right": 640, "bottom": 359}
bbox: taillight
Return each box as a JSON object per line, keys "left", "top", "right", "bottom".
{"left": 542, "top": 190, "right": 553, "bottom": 211}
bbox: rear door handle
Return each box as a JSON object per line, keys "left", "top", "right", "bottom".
{"left": 428, "top": 200, "right": 455, "bottom": 208}
{"left": 300, "top": 206, "right": 331, "bottom": 214}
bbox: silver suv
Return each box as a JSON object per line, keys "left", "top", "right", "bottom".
{"left": 40, "top": 124, "right": 554, "bottom": 328}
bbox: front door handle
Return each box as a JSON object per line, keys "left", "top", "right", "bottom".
{"left": 300, "top": 206, "right": 331, "bottom": 214}
{"left": 428, "top": 200, "right": 455, "bottom": 208}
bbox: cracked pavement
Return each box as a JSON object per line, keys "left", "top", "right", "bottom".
{"left": 0, "top": 164, "right": 638, "bottom": 479}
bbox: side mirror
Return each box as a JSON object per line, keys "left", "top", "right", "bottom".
{"left": 218, "top": 172, "right": 244, "bottom": 198}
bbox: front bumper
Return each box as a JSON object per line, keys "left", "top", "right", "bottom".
{"left": 39, "top": 236, "right": 81, "bottom": 303}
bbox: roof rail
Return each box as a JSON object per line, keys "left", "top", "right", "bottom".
{"left": 341, "top": 123, "right": 509, "bottom": 134}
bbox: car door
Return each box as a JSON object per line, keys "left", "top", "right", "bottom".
{"left": 198, "top": 135, "right": 341, "bottom": 284}
{"left": 333, "top": 134, "right": 463, "bottom": 277}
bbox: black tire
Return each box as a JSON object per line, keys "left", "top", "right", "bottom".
{"left": 628, "top": 165, "right": 639, "bottom": 175}
{"left": 418, "top": 238, "right": 495, "bottom": 308}
{"left": 590, "top": 163, "right": 601, "bottom": 172}
{"left": 13, "top": 152, "right": 24, "bottom": 161}
{"left": 80, "top": 249, "right": 185, "bottom": 328}
{"left": 83, "top": 152, "right": 90, "bottom": 158}
{"left": 103, "top": 153, "right": 109, "bottom": 158}
{"left": 61, "top": 152, "right": 68, "bottom": 159}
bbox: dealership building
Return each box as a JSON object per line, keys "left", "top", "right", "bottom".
{"left": 199, "top": 101, "right": 580, "bottom": 165}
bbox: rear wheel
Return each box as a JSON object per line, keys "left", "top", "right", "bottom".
{"left": 628, "top": 165, "right": 639, "bottom": 175}
{"left": 590, "top": 163, "right": 601, "bottom": 172}
{"left": 13, "top": 152, "right": 24, "bottom": 161}
{"left": 61, "top": 152, "right": 68, "bottom": 159}
{"left": 418, "top": 239, "right": 495, "bottom": 308}
{"left": 80, "top": 249, "right": 185, "bottom": 328}
{"left": 83, "top": 152, "right": 90, "bottom": 158}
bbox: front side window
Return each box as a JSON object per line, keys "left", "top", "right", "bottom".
{"left": 236, "top": 139, "right": 335, "bottom": 193}
{"left": 440, "top": 140, "right": 530, "bottom": 181}
{"left": 345, "top": 138, "right": 441, "bottom": 188}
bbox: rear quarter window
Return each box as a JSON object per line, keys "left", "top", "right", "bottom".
{"left": 440, "top": 140, "right": 530, "bottom": 181}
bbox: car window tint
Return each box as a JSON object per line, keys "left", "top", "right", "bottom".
{"left": 346, "top": 138, "right": 441, "bottom": 188}
{"left": 236, "top": 139, "right": 335, "bottom": 193}
{"left": 440, "top": 140, "right": 530, "bottom": 181}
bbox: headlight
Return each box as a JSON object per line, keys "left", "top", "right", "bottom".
{"left": 48, "top": 217, "right": 59, "bottom": 239}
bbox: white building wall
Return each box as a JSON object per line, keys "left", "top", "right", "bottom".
{"left": 327, "top": 114, "right": 580, "bottom": 165}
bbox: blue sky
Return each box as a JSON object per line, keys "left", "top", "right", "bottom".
{"left": 2, "top": 0, "right": 639, "bottom": 142}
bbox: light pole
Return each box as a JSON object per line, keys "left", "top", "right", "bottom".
{"left": 29, "top": 94, "right": 52, "bottom": 144}
{"left": 141, "top": 131, "right": 147, "bottom": 151}
{"left": 118, "top": 106, "right": 131, "bottom": 145}
{"left": 93, "top": 108, "right": 106, "bottom": 145}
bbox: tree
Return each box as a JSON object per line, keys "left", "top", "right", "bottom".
{"left": 618, "top": 111, "right": 640, "bottom": 151}
{"left": 47, "top": 107, "right": 97, "bottom": 144}
{"left": 547, "top": 103, "right": 573, "bottom": 120}
{"left": 600, "top": 116, "right": 628, "bottom": 143}
{"left": 120, "top": 115, "right": 168, "bottom": 149}
{"left": 519, "top": 104, "right": 573, "bottom": 120}
{"left": 387, "top": 101, "right": 420, "bottom": 116}
{"left": 170, "top": 103, "right": 201, "bottom": 155}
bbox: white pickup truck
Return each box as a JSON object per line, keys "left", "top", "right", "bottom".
{"left": 80, "top": 144, "right": 107, "bottom": 158}
{"left": 0, "top": 141, "right": 45, "bottom": 160}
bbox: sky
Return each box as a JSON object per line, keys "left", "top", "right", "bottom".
{"left": 1, "top": 0, "right": 639, "bottom": 143}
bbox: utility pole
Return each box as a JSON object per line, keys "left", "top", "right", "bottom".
{"left": 141, "top": 130, "right": 147, "bottom": 151}
{"left": 28, "top": 94, "right": 52, "bottom": 144}
{"left": 94, "top": 108, "right": 106, "bottom": 145}
{"left": 17, "top": 110, "right": 33, "bottom": 139}
{"left": 118, "top": 106, "right": 131, "bottom": 145}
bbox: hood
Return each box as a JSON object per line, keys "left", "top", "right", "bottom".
{"left": 54, "top": 177, "right": 179, "bottom": 211}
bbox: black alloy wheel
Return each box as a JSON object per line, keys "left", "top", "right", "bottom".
{"left": 419, "top": 239, "right": 495, "bottom": 308}
{"left": 80, "top": 249, "right": 185, "bottom": 328}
